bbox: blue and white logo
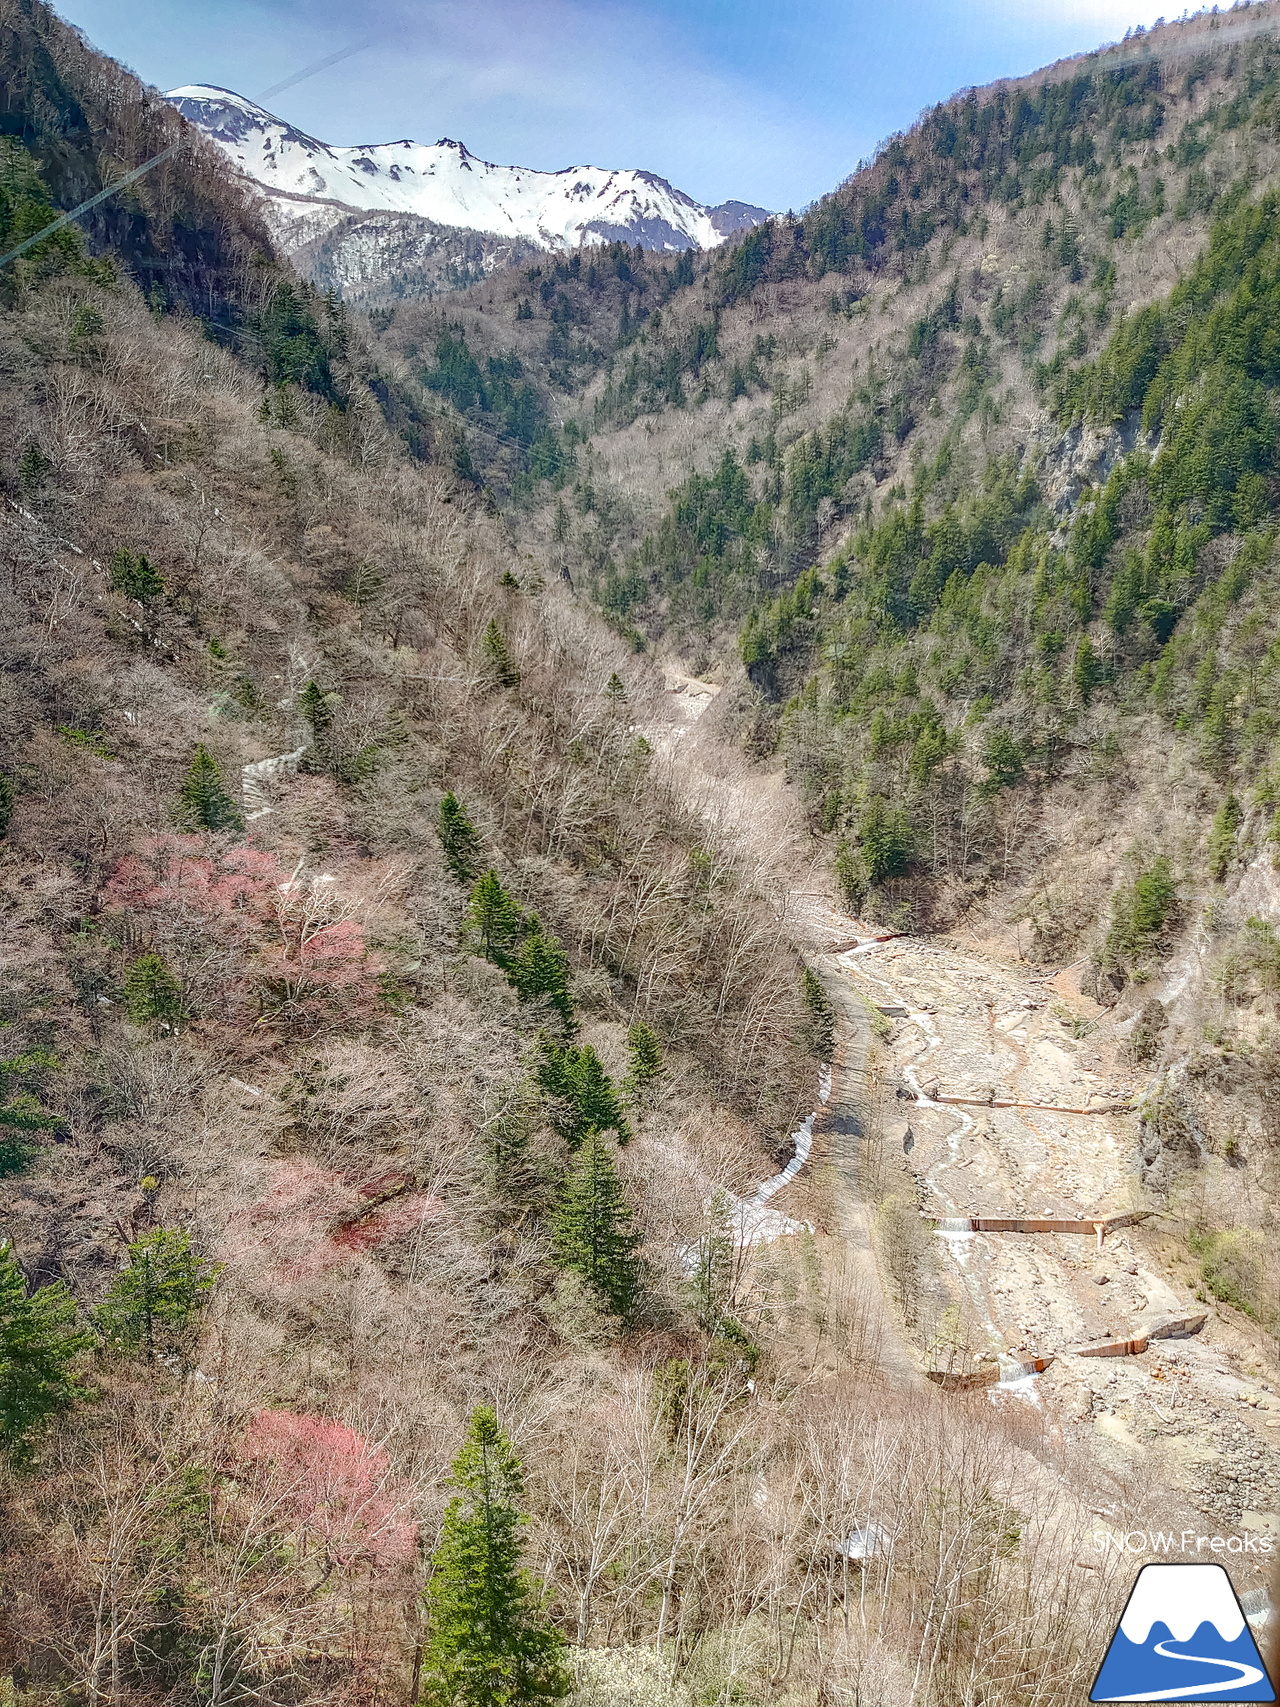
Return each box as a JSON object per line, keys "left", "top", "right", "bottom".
{"left": 1091, "top": 1563, "right": 1275, "bottom": 1701}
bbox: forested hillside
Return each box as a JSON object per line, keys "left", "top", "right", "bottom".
{"left": 9, "top": 3, "right": 1280, "bottom": 1705}
{"left": 392, "top": 2, "right": 1280, "bottom": 937}
{"left": 0, "top": 7, "right": 890, "bottom": 1700}
{"left": 374, "top": 3, "right": 1280, "bottom": 1385}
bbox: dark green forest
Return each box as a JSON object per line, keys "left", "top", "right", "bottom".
{"left": 734, "top": 178, "right": 1280, "bottom": 920}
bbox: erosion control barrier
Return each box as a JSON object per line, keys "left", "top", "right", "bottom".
{"left": 926, "top": 1211, "right": 1154, "bottom": 1247}
{"left": 926, "top": 1369, "right": 999, "bottom": 1391}
{"left": 1004, "top": 1354, "right": 1055, "bottom": 1375}
{"left": 1070, "top": 1334, "right": 1149, "bottom": 1358}
{"left": 933, "top": 1092, "right": 1134, "bottom": 1115}
{"left": 1147, "top": 1311, "right": 1208, "bottom": 1340}
{"left": 927, "top": 1354, "right": 1055, "bottom": 1392}
{"left": 1066, "top": 1312, "right": 1207, "bottom": 1358}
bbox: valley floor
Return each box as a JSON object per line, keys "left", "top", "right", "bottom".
{"left": 803, "top": 897, "right": 1280, "bottom": 1585}
{"left": 662, "top": 670, "right": 1280, "bottom": 1607}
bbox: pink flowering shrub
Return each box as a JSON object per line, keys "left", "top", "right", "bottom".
{"left": 239, "top": 1409, "right": 417, "bottom": 1568}
{"left": 226, "top": 1160, "right": 443, "bottom": 1291}
{"left": 332, "top": 1191, "right": 443, "bottom": 1252}
{"left": 225, "top": 1160, "right": 354, "bottom": 1286}
{"left": 104, "top": 835, "right": 383, "bottom": 1032}
{"left": 104, "top": 837, "right": 280, "bottom": 925}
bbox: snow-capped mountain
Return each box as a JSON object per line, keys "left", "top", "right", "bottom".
{"left": 167, "top": 87, "right": 770, "bottom": 259}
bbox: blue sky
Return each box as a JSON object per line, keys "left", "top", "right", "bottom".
{"left": 62, "top": 0, "right": 1178, "bottom": 210}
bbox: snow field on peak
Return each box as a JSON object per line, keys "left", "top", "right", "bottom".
{"left": 168, "top": 86, "right": 757, "bottom": 252}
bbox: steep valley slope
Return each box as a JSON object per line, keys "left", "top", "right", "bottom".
{"left": 4, "top": 2, "right": 1280, "bottom": 1705}
{"left": 387, "top": 0, "right": 1280, "bottom": 1426}
{"left": 377, "top": 0, "right": 1280, "bottom": 1648}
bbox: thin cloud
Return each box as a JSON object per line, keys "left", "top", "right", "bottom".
{"left": 235, "top": 0, "right": 830, "bottom": 205}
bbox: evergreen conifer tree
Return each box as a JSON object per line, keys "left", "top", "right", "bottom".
{"left": 552, "top": 1129, "right": 642, "bottom": 1319}
{"left": 833, "top": 837, "right": 866, "bottom": 910}
{"left": 108, "top": 548, "right": 164, "bottom": 601}
{"left": 622, "top": 1021, "right": 663, "bottom": 1104}
{"left": 179, "top": 745, "right": 244, "bottom": 832}
{"left": 96, "top": 1228, "right": 222, "bottom": 1361}
{"left": 853, "top": 798, "right": 914, "bottom": 884}
{"left": 299, "top": 679, "right": 335, "bottom": 739}
{"left": 507, "top": 927, "right": 574, "bottom": 1031}
{"left": 1208, "top": 792, "right": 1242, "bottom": 881}
{"left": 1072, "top": 637, "right": 1102, "bottom": 705}
{"left": 467, "top": 869, "right": 525, "bottom": 963}
{"left": 122, "top": 952, "right": 183, "bottom": 1025}
{"left": 0, "top": 1242, "right": 94, "bottom": 1461}
{"left": 537, "top": 1041, "right": 629, "bottom": 1146}
{"left": 482, "top": 619, "right": 520, "bottom": 688}
{"left": 421, "top": 1406, "right": 568, "bottom": 1707}
{"left": 800, "top": 968, "right": 836, "bottom": 1061}
{"left": 18, "top": 442, "right": 52, "bottom": 494}
{"left": 0, "top": 1048, "right": 59, "bottom": 1178}
{"left": 438, "top": 791, "right": 482, "bottom": 883}
{"left": 689, "top": 1190, "right": 737, "bottom": 1334}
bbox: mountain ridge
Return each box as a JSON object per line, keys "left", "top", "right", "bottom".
{"left": 166, "top": 84, "right": 771, "bottom": 301}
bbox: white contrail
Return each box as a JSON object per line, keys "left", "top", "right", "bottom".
{"left": 0, "top": 35, "right": 378, "bottom": 271}
{"left": 257, "top": 38, "right": 380, "bottom": 102}
{"left": 0, "top": 141, "right": 181, "bottom": 270}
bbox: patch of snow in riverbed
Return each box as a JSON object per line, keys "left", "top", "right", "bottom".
{"left": 716, "top": 1062, "right": 832, "bottom": 1246}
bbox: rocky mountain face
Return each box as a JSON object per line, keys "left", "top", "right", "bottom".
{"left": 166, "top": 85, "right": 771, "bottom": 300}
{"left": 277, "top": 204, "right": 546, "bottom": 309}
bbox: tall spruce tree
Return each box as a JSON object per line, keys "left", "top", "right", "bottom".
{"left": 800, "top": 967, "right": 836, "bottom": 1060}
{"left": 0, "top": 1242, "right": 95, "bottom": 1462}
{"left": 122, "top": 952, "right": 184, "bottom": 1025}
{"left": 96, "top": 1228, "right": 222, "bottom": 1360}
{"left": 507, "top": 926, "right": 574, "bottom": 1031}
{"left": 0, "top": 1048, "right": 59, "bottom": 1178}
{"left": 622, "top": 1021, "right": 664, "bottom": 1104}
{"left": 552, "top": 1128, "right": 642, "bottom": 1320}
{"left": 537, "top": 1040, "right": 629, "bottom": 1147}
{"left": 437, "top": 791, "right": 483, "bottom": 883}
{"left": 482, "top": 619, "right": 520, "bottom": 689}
{"left": 421, "top": 1406, "right": 568, "bottom": 1707}
{"left": 299, "top": 679, "right": 335, "bottom": 742}
{"left": 178, "top": 744, "right": 244, "bottom": 832}
{"left": 108, "top": 548, "right": 164, "bottom": 600}
{"left": 689, "top": 1189, "right": 738, "bottom": 1335}
{"left": 467, "top": 869, "right": 525, "bottom": 963}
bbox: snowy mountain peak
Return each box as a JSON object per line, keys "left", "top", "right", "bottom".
{"left": 167, "top": 85, "right": 770, "bottom": 255}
